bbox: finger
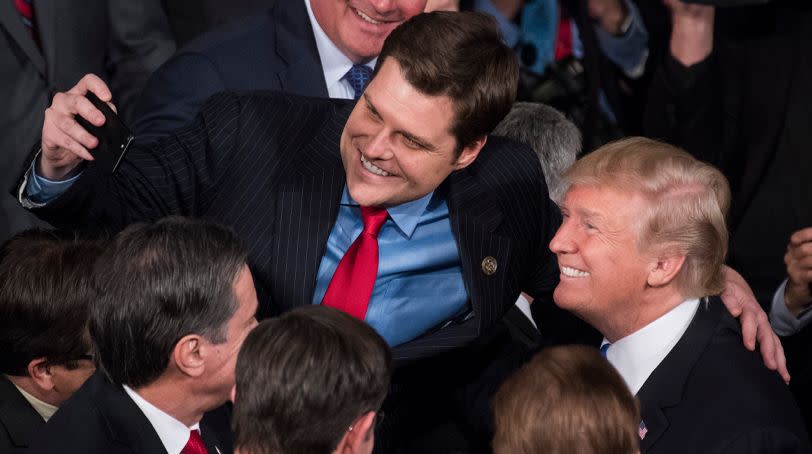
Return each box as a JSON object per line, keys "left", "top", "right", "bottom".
{"left": 789, "top": 227, "right": 812, "bottom": 247}
{"left": 67, "top": 73, "right": 113, "bottom": 102}
{"left": 772, "top": 334, "right": 790, "bottom": 384}
{"left": 54, "top": 111, "right": 99, "bottom": 149}
{"left": 755, "top": 315, "right": 777, "bottom": 369}
{"left": 73, "top": 95, "right": 106, "bottom": 127}
{"left": 739, "top": 304, "right": 757, "bottom": 351}
{"left": 43, "top": 125, "right": 94, "bottom": 161}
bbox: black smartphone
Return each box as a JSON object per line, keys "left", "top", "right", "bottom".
{"left": 74, "top": 91, "right": 134, "bottom": 174}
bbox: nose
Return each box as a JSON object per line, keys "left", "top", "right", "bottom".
{"left": 368, "top": 0, "right": 398, "bottom": 15}
{"left": 549, "top": 221, "right": 576, "bottom": 255}
{"left": 363, "top": 128, "right": 394, "bottom": 160}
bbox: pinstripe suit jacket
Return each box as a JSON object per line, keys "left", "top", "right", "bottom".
{"left": 18, "top": 91, "right": 561, "bottom": 363}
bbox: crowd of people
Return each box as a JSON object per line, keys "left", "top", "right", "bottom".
{"left": 1, "top": 0, "right": 810, "bottom": 453}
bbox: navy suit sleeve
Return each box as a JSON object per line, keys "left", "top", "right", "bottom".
{"left": 28, "top": 92, "right": 242, "bottom": 232}
{"left": 132, "top": 52, "right": 228, "bottom": 144}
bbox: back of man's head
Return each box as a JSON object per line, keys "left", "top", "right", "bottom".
{"left": 493, "top": 345, "right": 639, "bottom": 454}
{"left": 234, "top": 306, "right": 392, "bottom": 454}
{"left": 493, "top": 102, "right": 580, "bottom": 198}
{"left": 375, "top": 11, "right": 518, "bottom": 150}
{"left": 0, "top": 229, "right": 103, "bottom": 405}
{"left": 90, "top": 216, "right": 247, "bottom": 388}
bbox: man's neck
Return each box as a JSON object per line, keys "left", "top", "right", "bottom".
{"left": 133, "top": 377, "right": 205, "bottom": 427}
{"left": 594, "top": 287, "right": 686, "bottom": 342}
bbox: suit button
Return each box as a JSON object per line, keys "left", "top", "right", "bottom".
{"left": 481, "top": 256, "right": 497, "bottom": 276}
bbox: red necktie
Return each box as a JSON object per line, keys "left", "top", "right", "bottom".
{"left": 322, "top": 206, "right": 388, "bottom": 319}
{"left": 182, "top": 429, "right": 208, "bottom": 454}
{"left": 12, "top": 0, "right": 40, "bottom": 48}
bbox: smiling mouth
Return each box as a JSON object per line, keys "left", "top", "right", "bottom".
{"left": 561, "top": 266, "right": 590, "bottom": 278}
{"left": 361, "top": 154, "right": 391, "bottom": 176}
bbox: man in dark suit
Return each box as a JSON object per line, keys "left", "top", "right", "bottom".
{"left": 550, "top": 137, "right": 810, "bottom": 453}
{"left": 0, "top": 230, "right": 102, "bottom": 452}
{"left": 0, "top": 0, "right": 176, "bottom": 242}
{"left": 14, "top": 12, "right": 786, "bottom": 451}
{"left": 19, "top": 12, "right": 554, "bottom": 450}
{"left": 40, "top": 0, "right": 427, "bottom": 154}
{"left": 29, "top": 217, "right": 258, "bottom": 454}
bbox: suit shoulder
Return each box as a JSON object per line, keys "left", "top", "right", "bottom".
{"left": 471, "top": 135, "right": 548, "bottom": 195}
{"left": 179, "top": 13, "right": 276, "bottom": 58}
{"left": 201, "top": 91, "right": 351, "bottom": 130}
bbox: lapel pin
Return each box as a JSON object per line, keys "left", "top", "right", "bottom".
{"left": 481, "top": 256, "right": 497, "bottom": 276}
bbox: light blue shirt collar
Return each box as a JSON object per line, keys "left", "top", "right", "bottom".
{"left": 339, "top": 186, "right": 435, "bottom": 239}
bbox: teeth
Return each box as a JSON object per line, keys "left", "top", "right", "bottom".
{"left": 361, "top": 154, "right": 390, "bottom": 176}
{"left": 561, "top": 266, "right": 590, "bottom": 278}
{"left": 355, "top": 8, "right": 382, "bottom": 25}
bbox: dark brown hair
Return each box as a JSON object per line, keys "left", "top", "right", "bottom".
{"left": 375, "top": 11, "right": 518, "bottom": 151}
{"left": 493, "top": 345, "right": 640, "bottom": 454}
{"left": 0, "top": 229, "right": 104, "bottom": 375}
{"left": 233, "top": 306, "right": 391, "bottom": 454}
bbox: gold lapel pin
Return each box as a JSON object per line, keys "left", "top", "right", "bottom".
{"left": 481, "top": 256, "right": 497, "bottom": 276}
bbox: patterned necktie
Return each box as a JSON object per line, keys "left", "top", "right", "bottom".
{"left": 322, "top": 206, "right": 388, "bottom": 319}
{"left": 182, "top": 429, "right": 208, "bottom": 454}
{"left": 345, "top": 64, "right": 373, "bottom": 100}
{"left": 12, "top": 0, "right": 40, "bottom": 48}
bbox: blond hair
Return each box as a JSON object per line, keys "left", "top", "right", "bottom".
{"left": 493, "top": 345, "right": 640, "bottom": 454}
{"left": 560, "top": 137, "right": 731, "bottom": 297}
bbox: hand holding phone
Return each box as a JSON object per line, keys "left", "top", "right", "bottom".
{"left": 74, "top": 91, "right": 134, "bottom": 174}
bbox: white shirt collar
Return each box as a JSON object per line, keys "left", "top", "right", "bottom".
{"left": 122, "top": 385, "right": 201, "bottom": 454}
{"left": 603, "top": 298, "right": 701, "bottom": 395}
{"left": 304, "top": 0, "right": 376, "bottom": 99}
{"left": 9, "top": 379, "right": 58, "bottom": 421}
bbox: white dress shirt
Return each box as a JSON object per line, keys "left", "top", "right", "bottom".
{"left": 304, "top": 0, "right": 376, "bottom": 99}
{"left": 769, "top": 279, "right": 812, "bottom": 336}
{"left": 123, "top": 385, "right": 201, "bottom": 454}
{"left": 603, "top": 298, "right": 701, "bottom": 395}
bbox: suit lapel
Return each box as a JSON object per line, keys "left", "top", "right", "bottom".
{"left": 0, "top": 0, "right": 45, "bottom": 75}
{"left": 445, "top": 166, "right": 511, "bottom": 335}
{"left": 0, "top": 376, "right": 45, "bottom": 448}
{"left": 272, "top": 1, "right": 329, "bottom": 98}
{"left": 269, "top": 101, "right": 351, "bottom": 311}
{"left": 636, "top": 299, "right": 722, "bottom": 452}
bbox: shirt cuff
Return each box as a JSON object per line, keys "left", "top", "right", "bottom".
{"left": 593, "top": 0, "right": 649, "bottom": 78}
{"left": 769, "top": 279, "right": 812, "bottom": 336}
{"left": 25, "top": 158, "right": 81, "bottom": 205}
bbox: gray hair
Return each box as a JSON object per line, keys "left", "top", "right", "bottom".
{"left": 493, "top": 102, "right": 580, "bottom": 199}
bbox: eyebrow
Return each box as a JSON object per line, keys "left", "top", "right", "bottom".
{"left": 575, "top": 206, "right": 607, "bottom": 225}
{"left": 363, "top": 94, "right": 438, "bottom": 152}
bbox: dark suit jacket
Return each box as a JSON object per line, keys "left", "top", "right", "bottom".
{"left": 644, "top": 5, "right": 812, "bottom": 306}
{"left": 162, "top": 0, "right": 276, "bottom": 46}
{"left": 0, "top": 375, "right": 45, "bottom": 452}
{"left": 18, "top": 91, "right": 560, "bottom": 451}
{"left": 20, "top": 91, "right": 560, "bottom": 365}
{"left": 133, "top": 0, "right": 326, "bottom": 143}
{"left": 637, "top": 297, "right": 811, "bottom": 453}
{"left": 0, "top": 0, "right": 175, "bottom": 242}
{"left": 27, "top": 372, "right": 228, "bottom": 454}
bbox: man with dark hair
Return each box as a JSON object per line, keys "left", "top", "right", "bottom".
{"left": 15, "top": 11, "right": 783, "bottom": 448}
{"left": 29, "top": 217, "right": 258, "bottom": 454}
{"left": 0, "top": 230, "right": 102, "bottom": 452}
{"left": 233, "top": 306, "right": 391, "bottom": 454}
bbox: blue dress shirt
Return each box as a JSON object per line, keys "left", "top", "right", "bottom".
{"left": 312, "top": 186, "right": 468, "bottom": 347}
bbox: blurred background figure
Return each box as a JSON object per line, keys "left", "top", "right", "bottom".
{"left": 0, "top": 0, "right": 175, "bottom": 243}
{"left": 492, "top": 345, "right": 639, "bottom": 454}
{"left": 233, "top": 306, "right": 391, "bottom": 454}
{"left": 0, "top": 229, "right": 103, "bottom": 452}
{"left": 462, "top": 0, "right": 669, "bottom": 151}
{"left": 493, "top": 101, "right": 580, "bottom": 200}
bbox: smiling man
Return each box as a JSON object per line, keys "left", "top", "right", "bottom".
{"left": 39, "top": 0, "right": 428, "bottom": 150}
{"left": 17, "top": 11, "right": 559, "bottom": 448}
